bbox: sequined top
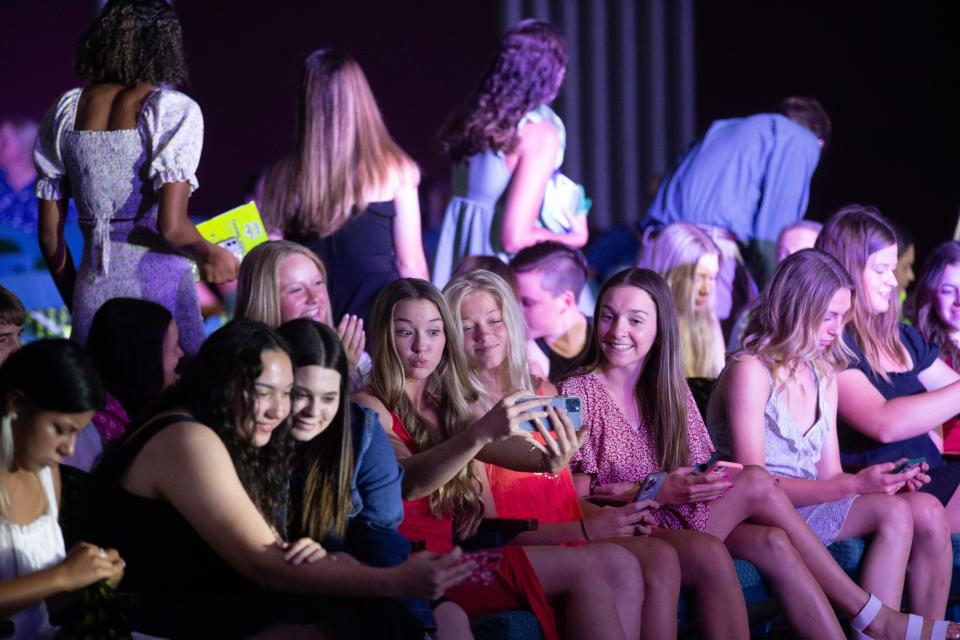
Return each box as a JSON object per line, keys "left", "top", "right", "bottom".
{"left": 559, "top": 373, "right": 714, "bottom": 531}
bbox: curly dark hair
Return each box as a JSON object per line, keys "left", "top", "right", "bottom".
{"left": 75, "top": 0, "right": 189, "bottom": 86}
{"left": 164, "top": 320, "right": 294, "bottom": 530}
{"left": 440, "top": 19, "right": 566, "bottom": 161}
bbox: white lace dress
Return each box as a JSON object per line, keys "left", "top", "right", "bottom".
{"left": 0, "top": 466, "right": 67, "bottom": 639}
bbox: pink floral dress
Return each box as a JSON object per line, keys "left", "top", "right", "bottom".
{"left": 558, "top": 373, "right": 714, "bottom": 531}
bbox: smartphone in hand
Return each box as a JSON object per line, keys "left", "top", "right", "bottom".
{"left": 891, "top": 457, "right": 926, "bottom": 474}
{"left": 516, "top": 395, "right": 584, "bottom": 432}
{"left": 632, "top": 472, "right": 667, "bottom": 503}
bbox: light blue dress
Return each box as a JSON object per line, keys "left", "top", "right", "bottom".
{"left": 431, "top": 105, "right": 566, "bottom": 289}
{"left": 762, "top": 366, "right": 856, "bottom": 545}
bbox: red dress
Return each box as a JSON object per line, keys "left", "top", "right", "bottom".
{"left": 390, "top": 413, "right": 560, "bottom": 640}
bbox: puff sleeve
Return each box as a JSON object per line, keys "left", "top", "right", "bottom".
{"left": 140, "top": 89, "right": 203, "bottom": 194}
{"left": 33, "top": 88, "right": 82, "bottom": 201}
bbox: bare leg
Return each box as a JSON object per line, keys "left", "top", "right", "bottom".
{"left": 593, "top": 535, "right": 681, "bottom": 640}
{"left": 651, "top": 527, "right": 749, "bottom": 640}
{"left": 524, "top": 544, "right": 640, "bottom": 640}
{"left": 725, "top": 523, "right": 842, "bottom": 639}
{"left": 706, "top": 466, "right": 959, "bottom": 640}
{"left": 835, "top": 494, "right": 913, "bottom": 609}
{"left": 434, "top": 601, "right": 474, "bottom": 640}
{"left": 898, "top": 492, "right": 952, "bottom": 618}
{"left": 943, "top": 484, "right": 960, "bottom": 533}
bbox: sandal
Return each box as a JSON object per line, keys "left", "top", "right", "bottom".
{"left": 852, "top": 594, "right": 958, "bottom": 640}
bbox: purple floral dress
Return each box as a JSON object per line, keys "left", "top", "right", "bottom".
{"left": 34, "top": 87, "right": 204, "bottom": 353}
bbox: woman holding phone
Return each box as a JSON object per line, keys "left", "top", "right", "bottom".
{"left": 354, "top": 277, "right": 645, "bottom": 640}
{"left": 560, "top": 267, "right": 959, "bottom": 640}
{"left": 709, "top": 249, "right": 954, "bottom": 623}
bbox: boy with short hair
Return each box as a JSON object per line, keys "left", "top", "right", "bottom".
{"left": 510, "top": 241, "right": 591, "bottom": 382}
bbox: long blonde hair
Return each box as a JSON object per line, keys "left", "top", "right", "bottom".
{"left": 815, "top": 205, "right": 908, "bottom": 380}
{"left": 234, "top": 240, "right": 333, "bottom": 327}
{"left": 263, "top": 49, "right": 417, "bottom": 237}
{"left": 740, "top": 249, "right": 855, "bottom": 385}
{"left": 369, "top": 279, "right": 484, "bottom": 538}
{"left": 641, "top": 223, "right": 724, "bottom": 378}
{"left": 444, "top": 270, "right": 533, "bottom": 401}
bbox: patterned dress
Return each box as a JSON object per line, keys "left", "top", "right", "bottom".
{"left": 714, "top": 365, "right": 855, "bottom": 546}
{"left": 34, "top": 87, "right": 205, "bottom": 353}
{"left": 558, "top": 372, "right": 714, "bottom": 531}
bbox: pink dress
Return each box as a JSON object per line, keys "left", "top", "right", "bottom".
{"left": 558, "top": 373, "right": 714, "bottom": 531}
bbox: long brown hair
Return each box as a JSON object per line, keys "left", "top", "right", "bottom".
{"left": 368, "top": 279, "right": 484, "bottom": 538}
{"left": 908, "top": 241, "right": 960, "bottom": 370}
{"left": 741, "top": 249, "right": 855, "bottom": 383}
{"left": 263, "top": 49, "right": 417, "bottom": 237}
{"left": 815, "top": 204, "right": 908, "bottom": 379}
{"left": 440, "top": 20, "right": 567, "bottom": 161}
{"left": 276, "top": 320, "right": 353, "bottom": 540}
{"left": 571, "top": 268, "right": 690, "bottom": 471}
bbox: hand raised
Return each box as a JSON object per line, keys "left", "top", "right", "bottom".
{"left": 467, "top": 390, "right": 550, "bottom": 447}
{"left": 336, "top": 314, "right": 366, "bottom": 373}
{"left": 529, "top": 405, "right": 584, "bottom": 474}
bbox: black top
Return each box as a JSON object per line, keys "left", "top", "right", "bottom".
{"left": 838, "top": 324, "right": 944, "bottom": 469}
{"left": 293, "top": 201, "right": 399, "bottom": 332}
{"left": 83, "top": 413, "right": 426, "bottom": 638}
{"left": 85, "top": 414, "right": 251, "bottom": 594}
{"left": 535, "top": 316, "right": 593, "bottom": 383}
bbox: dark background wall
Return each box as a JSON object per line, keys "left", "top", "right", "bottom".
{"left": 696, "top": 2, "right": 960, "bottom": 259}
{"left": 3, "top": 1, "right": 958, "bottom": 261}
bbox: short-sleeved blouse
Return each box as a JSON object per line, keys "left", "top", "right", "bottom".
{"left": 558, "top": 373, "right": 714, "bottom": 531}
{"left": 839, "top": 324, "right": 943, "bottom": 468}
{"left": 0, "top": 466, "right": 66, "bottom": 640}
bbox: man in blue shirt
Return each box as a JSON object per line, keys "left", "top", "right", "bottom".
{"left": 643, "top": 97, "right": 830, "bottom": 332}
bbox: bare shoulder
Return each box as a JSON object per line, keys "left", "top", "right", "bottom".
{"left": 725, "top": 355, "right": 769, "bottom": 386}
{"left": 352, "top": 390, "right": 392, "bottom": 430}
{"left": 517, "top": 120, "right": 561, "bottom": 155}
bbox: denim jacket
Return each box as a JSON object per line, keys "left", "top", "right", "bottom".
{"left": 335, "top": 403, "right": 410, "bottom": 567}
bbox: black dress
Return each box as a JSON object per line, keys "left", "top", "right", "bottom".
{"left": 293, "top": 201, "right": 399, "bottom": 333}
{"left": 83, "top": 414, "right": 423, "bottom": 639}
{"left": 839, "top": 325, "right": 960, "bottom": 504}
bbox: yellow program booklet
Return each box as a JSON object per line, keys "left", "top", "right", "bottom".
{"left": 192, "top": 201, "right": 268, "bottom": 280}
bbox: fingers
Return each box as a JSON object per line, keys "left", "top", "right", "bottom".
{"left": 284, "top": 538, "right": 327, "bottom": 565}
{"left": 634, "top": 499, "right": 659, "bottom": 512}
{"left": 673, "top": 466, "right": 696, "bottom": 476}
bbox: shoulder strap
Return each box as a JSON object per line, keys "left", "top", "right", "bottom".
{"left": 94, "top": 413, "right": 196, "bottom": 482}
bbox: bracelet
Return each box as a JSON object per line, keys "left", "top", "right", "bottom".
{"left": 579, "top": 518, "right": 591, "bottom": 541}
